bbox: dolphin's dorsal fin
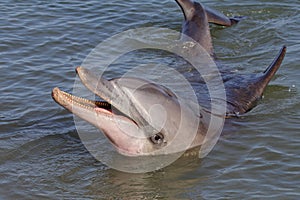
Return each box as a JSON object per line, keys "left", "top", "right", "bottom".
{"left": 262, "top": 46, "right": 287, "bottom": 86}
{"left": 225, "top": 46, "right": 287, "bottom": 116}
{"left": 250, "top": 46, "right": 287, "bottom": 101}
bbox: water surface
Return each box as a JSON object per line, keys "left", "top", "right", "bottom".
{"left": 0, "top": 0, "right": 299, "bottom": 199}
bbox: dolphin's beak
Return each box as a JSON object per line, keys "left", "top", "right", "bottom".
{"left": 51, "top": 86, "right": 150, "bottom": 156}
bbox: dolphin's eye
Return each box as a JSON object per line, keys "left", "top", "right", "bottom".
{"left": 150, "top": 133, "right": 164, "bottom": 145}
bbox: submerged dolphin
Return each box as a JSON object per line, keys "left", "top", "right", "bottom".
{"left": 52, "top": 0, "right": 286, "bottom": 156}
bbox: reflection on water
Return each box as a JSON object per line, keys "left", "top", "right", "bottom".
{"left": 0, "top": 0, "right": 299, "bottom": 199}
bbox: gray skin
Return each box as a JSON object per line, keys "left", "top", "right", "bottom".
{"left": 52, "top": 0, "right": 286, "bottom": 156}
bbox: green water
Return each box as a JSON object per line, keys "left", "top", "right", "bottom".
{"left": 0, "top": 0, "right": 299, "bottom": 199}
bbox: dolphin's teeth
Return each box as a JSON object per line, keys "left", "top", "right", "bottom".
{"left": 59, "top": 90, "right": 111, "bottom": 111}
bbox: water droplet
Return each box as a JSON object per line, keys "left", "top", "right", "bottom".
{"left": 288, "top": 85, "right": 297, "bottom": 93}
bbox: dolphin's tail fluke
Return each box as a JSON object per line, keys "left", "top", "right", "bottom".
{"left": 175, "top": 0, "right": 214, "bottom": 55}
{"left": 175, "top": 0, "right": 243, "bottom": 57}
{"left": 204, "top": 6, "right": 244, "bottom": 26}
{"left": 175, "top": 0, "right": 243, "bottom": 26}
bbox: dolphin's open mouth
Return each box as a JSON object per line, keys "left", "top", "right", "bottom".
{"left": 52, "top": 87, "right": 136, "bottom": 125}
{"left": 52, "top": 66, "right": 145, "bottom": 129}
{"left": 52, "top": 88, "right": 111, "bottom": 114}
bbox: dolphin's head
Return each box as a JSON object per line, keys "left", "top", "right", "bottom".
{"left": 52, "top": 67, "right": 204, "bottom": 156}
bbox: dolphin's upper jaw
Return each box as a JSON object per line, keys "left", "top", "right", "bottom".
{"left": 51, "top": 87, "right": 141, "bottom": 128}
{"left": 52, "top": 87, "right": 111, "bottom": 114}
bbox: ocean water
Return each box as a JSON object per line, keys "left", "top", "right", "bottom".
{"left": 0, "top": 0, "right": 299, "bottom": 199}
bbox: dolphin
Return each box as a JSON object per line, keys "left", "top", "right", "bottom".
{"left": 52, "top": 0, "right": 286, "bottom": 156}
{"left": 52, "top": 70, "right": 208, "bottom": 156}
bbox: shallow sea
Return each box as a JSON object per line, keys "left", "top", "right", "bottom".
{"left": 0, "top": 0, "right": 299, "bottom": 199}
